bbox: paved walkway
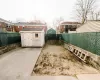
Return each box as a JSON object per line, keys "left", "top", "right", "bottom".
{"left": 0, "top": 48, "right": 42, "bottom": 79}
{"left": 76, "top": 74, "right": 100, "bottom": 80}
{"left": 30, "top": 76, "right": 78, "bottom": 80}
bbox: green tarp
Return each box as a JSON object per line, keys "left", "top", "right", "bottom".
{"left": 62, "top": 32, "right": 100, "bottom": 55}
{"left": 0, "top": 32, "right": 21, "bottom": 47}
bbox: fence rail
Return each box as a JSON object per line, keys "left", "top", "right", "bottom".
{"left": 45, "top": 34, "right": 62, "bottom": 42}
{"left": 0, "top": 32, "right": 21, "bottom": 47}
{"left": 62, "top": 32, "right": 100, "bottom": 55}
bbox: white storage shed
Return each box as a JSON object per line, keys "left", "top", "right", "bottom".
{"left": 20, "top": 28, "right": 45, "bottom": 47}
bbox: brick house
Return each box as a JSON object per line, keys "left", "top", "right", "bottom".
{"left": 58, "top": 22, "right": 81, "bottom": 33}
{"left": 0, "top": 18, "right": 47, "bottom": 33}
{"left": 14, "top": 22, "right": 47, "bottom": 32}
{"left": 0, "top": 18, "right": 15, "bottom": 32}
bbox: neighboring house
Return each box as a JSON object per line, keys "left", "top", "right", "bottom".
{"left": 76, "top": 21, "right": 100, "bottom": 33}
{"left": 0, "top": 22, "right": 7, "bottom": 32}
{"left": 20, "top": 27, "right": 45, "bottom": 47}
{"left": 58, "top": 22, "right": 81, "bottom": 33}
{"left": 14, "top": 22, "right": 47, "bottom": 32}
{"left": 0, "top": 18, "right": 47, "bottom": 33}
{"left": 0, "top": 18, "right": 14, "bottom": 32}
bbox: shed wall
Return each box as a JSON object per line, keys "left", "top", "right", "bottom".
{"left": 20, "top": 31, "right": 44, "bottom": 47}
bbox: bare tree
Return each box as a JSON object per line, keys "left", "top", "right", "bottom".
{"left": 76, "top": 0, "right": 96, "bottom": 24}
{"left": 90, "top": 10, "right": 100, "bottom": 20}
{"left": 52, "top": 17, "right": 64, "bottom": 34}
{"left": 53, "top": 17, "right": 64, "bottom": 28}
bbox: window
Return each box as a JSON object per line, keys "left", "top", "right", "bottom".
{"left": 35, "top": 33, "right": 38, "bottom": 38}
{"left": 70, "top": 28, "right": 76, "bottom": 31}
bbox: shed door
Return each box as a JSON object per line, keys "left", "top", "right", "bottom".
{"left": 33, "top": 33, "right": 41, "bottom": 46}
{"left": 23, "top": 33, "right": 33, "bottom": 46}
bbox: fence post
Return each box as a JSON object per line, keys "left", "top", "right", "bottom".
{"left": 95, "top": 32, "right": 97, "bottom": 55}
{"left": 6, "top": 32, "right": 8, "bottom": 45}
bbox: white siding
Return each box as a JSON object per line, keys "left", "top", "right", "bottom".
{"left": 68, "top": 31, "right": 76, "bottom": 33}
{"left": 76, "top": 21, "right": 100, "bottom": 33}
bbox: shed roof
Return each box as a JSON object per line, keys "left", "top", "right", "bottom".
{"left": 76, "top": 21, "right": 100, "bottom": 33}
{"left": 21, "top": 28, "right": 43, "bottom": 31}
{"left": 47, "top": 28, "right": 56, "bottom": 34}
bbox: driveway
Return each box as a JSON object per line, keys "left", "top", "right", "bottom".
{"left": 0, "top": 48, "right": 42, "bottom": 79}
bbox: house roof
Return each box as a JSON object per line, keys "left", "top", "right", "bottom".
{"left": 0, "top": 18, "right": 13, "bottom": 25}
{"left": 14, "top": 22, "right": 46, "bottom": 26}
{"left": 21, "top": 27, "right": 43, "bottom": 31}
{"left": 76, "top": 21, "right": 100, "bottom": 33}
{"left": 61, "top": 22, "right": 81, "bottom": 25}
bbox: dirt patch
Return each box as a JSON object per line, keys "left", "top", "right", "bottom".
{"left": 0, "top": 43, "right": 21, "bottom": 55}
{"left": 32, "top": 44, "right": 100, "bottom": 76}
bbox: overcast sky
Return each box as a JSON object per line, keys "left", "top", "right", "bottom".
{"left": 0, "top": 0, "right": 100, "bottom": 26}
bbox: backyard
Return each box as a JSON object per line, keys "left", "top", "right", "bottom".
{"left": 32, "top": 44, "right": 100, "bottom": 76}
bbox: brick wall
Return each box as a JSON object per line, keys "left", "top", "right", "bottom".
{"left": 14, "top": 26, "right": 23, "bottom": 32}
